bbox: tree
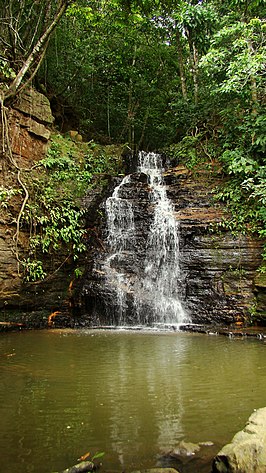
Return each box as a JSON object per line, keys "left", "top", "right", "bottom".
{"left": 0, "top": 0, "right": 73, "bottom": 104}
{"left": 39, "top": 0, "right": 181, "bottom": 149}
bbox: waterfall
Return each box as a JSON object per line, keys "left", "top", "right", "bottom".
{"left": 104, "top": 175, "right": 135, "bottom": 325}
{"left": 102, "top": 151, "right": 188, "bottom": 327}
{"left": 134, "top": 152, "right": 187, "bottom": 325}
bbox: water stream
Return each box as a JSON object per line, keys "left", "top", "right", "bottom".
{"left": 102, "top": 152, "right": 188, "bottom": 327}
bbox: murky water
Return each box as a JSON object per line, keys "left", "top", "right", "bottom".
{"left": 0, "top": 329, "right": 265, "bottom": 473}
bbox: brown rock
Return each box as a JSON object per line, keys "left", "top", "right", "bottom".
{"left": 9, "top": 109, "right": 49, "bottom": 164}
{"left": 13, "top": 87, "right": 54, "bottom": 124}
{"left": 212, "top": 408, "right": 266, "bottom": 473}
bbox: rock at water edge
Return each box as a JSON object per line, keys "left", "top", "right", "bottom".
{"left": 212, "top": 407, "right": 266, "bottom": 473}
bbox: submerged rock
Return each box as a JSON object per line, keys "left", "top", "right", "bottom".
{"left": 212, "top": 407, "right": 266, "bottom": 473}
{"left": 160, "top": 439, "right": 217, "bottom": 473}
{"left": 169, "top": 441, "right": 201, "bottom": 457}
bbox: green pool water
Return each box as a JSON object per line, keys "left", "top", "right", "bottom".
{"left": 0, "top": 329, "right": 265, "bottom": 473}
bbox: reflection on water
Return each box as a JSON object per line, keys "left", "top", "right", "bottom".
{"left": 0, "top": 330, "right": 265, "bottom": 473}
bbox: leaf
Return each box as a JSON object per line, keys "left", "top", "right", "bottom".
{"left": 92, "top": 452, "right": 105, "bottom": 461}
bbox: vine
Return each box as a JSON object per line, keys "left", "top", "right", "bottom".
{"left": 0, "top": 97, "right": 32, "bottom": 271}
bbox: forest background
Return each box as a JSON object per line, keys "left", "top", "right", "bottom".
{"left": 0, "top": 0, "right": 265, "bottom": 282}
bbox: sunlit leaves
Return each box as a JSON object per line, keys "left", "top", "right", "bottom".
{"left": 200, "top": 18, "right": 266, "bottom": 96}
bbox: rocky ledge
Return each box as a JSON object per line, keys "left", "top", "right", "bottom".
{"left": 164, "top": 166, "right": 266, "bottom": 326}
{"left": 212, "top": 407, "right": 266, "bottom": 473}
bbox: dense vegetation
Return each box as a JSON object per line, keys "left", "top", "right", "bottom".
{"left": 21, "top": 136, "right": 123, "bottom": 281}
{"left": 0, "top": 0, "right": 265, "bottom": 279}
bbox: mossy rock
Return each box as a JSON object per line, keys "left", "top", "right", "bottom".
{"left": 254, "top": 272, "right": 266, "bottom": 288}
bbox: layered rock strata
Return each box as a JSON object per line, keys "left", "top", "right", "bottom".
{"left": 81, "top": 165, "right": 265, "bottom": 326}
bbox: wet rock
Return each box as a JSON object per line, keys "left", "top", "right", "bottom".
{"left": 53, "top": 460, "right": 95, "bottom": 473}
{"left": 80, "top": 164, "right": 265, "bottom": 326}
{"left": 169, "top": 441, "right": 201, "bottom": 457}
{"left": 212, "top": 407, "right": 266, "bottom": 473}
{"left": 131, "top": 469, "right": 180, "bottom": 473}
{"left": 160, "top": 439, "right": 217, "bottom": 473}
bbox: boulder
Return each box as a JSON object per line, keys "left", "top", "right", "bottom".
{"left": 8, "top": 87, "right": 53, "bottom": 166}
{"left": 212, "top": 407, "right": 266, "bottom": 473}
{"left": 13, "top": 87, "right": 54, "bottom": 124}
{"left": 9, "top": 110, "right": 50, "bottom": 161}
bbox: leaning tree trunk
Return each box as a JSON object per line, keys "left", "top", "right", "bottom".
{"left": 2, "top": 0, "right": 71, "bottom": 103}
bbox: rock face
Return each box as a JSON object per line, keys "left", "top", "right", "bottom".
{"left": 164, "top": 167, "right": 265, "bottom": 325}
{"left": 0, "top": 88, "right": 72, "bottom": 324}
{"left": 8, "top": 87, "right": 53, "bottom": 167}
{"left": 212, "top": 408, "right": 266, "bottom": 473}
{"left": 80, "top": 164, "right": 265, "bottom": 326}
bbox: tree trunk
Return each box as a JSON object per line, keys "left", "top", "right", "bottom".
{"left": 3, "top": 0, "right": 71, "bottom": 103}
{"left": 247, "top": 39, "right": 258, "bottom": 116}
{"left": 187, "top": 35, "right": 199, "bottom": 105}
{"left": 176, "top": 28, "right": 188, "bottom": 100}
{"left": 192, "top": 42, "right": 199, "bottom": 104}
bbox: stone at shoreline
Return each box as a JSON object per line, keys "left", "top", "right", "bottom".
{"left": 212, "top": 407, "right": 266, "bottom": 473}
{"left": 52, "top": 460, "right": 95, "bottom": 473}
{"left": 131, "top": 468, "right": 180, "bottom": 473}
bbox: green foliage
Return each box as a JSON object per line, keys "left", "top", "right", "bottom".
{"left": 214, "top": 166, "right": 266, "bottom": 249}
{"left": 176, "top": 2, "right": 218, "bottom": 53}
{"left": 0, "top": 58, "right": 16, "bottom": 81}
{"left": 0, "top": 186, "right": 20, "bottom": 208}
{"left": 22, "top": 259, "right": 47, "bottom": 283}
{"left": 168, "top": 134, "right": 202, "bottom": 168}
{"left": 21, "top": 134, "right": 122, "bottom": 281}
{"left": 220, "top": 149, "right": 259, "bottom": 175}
{"left": 91, "top": 452, "right": 105, "bottom": 461}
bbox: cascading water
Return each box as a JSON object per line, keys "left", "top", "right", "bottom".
{"left": 134, "top": 152, "right": 187, "bottom": 325}
{"left": 101, "top": 151, "right": 189, "bottom": 327}
{"left": 104, "top": 175, "right": 135, "bottom": 325}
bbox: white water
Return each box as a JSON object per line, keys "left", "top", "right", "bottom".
{"left": 134, "top": 152, "right": 187, "bottom": 325}
{"left": 104, "top": 175, "right": 135, "bottom": 325}
{"left": 104, "top": 152, "right": 188, "bottom": 326}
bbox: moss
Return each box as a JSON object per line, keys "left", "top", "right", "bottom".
{"left": 254, "top": 272, "right": 266, "bottom": 288}
{"left": 20, "top": 133, "right": 126, "bottom": 282}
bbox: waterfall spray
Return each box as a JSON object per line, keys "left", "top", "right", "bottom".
{"left": 102, "top": 152, "right": 188, "bottom": 327}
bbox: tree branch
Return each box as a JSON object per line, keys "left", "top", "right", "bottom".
{"left": 3, "top": 0, "right": 71, "bottom": 102}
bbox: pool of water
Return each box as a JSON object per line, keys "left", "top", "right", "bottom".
{"left": 0, "top": 329, "right": 265, "bottom": 473}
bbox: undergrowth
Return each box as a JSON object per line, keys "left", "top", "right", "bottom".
{"left": 167, "top": 132, "right": 266, "bottom": 266}
{"left": 21, "top": 134, "right": 123, "bottom": 281}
